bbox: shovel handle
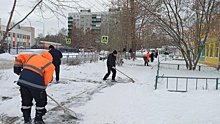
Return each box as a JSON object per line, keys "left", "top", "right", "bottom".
{"left": 47, "top": 94, "right": 67, "bottom": 111}
{"left": 112, "top": 67, "right": 135, "bottom": 83}
{"left": 112, "top": 67, "right": 129, "bottom": 78}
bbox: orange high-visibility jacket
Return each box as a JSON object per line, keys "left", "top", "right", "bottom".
{"left": 14, "top": 52, "right": 55, "bottom": 90}
{"left": 143, "top": 52, "right": 150, "bottom": 58}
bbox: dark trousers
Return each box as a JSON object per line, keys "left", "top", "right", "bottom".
{"left": 103, "top": 66, "right": 116, "bottom": 80}
{"left": 150, "top": 57, "right": 154, "bottom": 62}
{"left": 20, "top": 86, "right": 47, "bottom": 122}
{"left": 55, "top": 65, "right": 60, "bottom": 81}
{"left": 143, "top": 57, "right": 149, "bottom": 66}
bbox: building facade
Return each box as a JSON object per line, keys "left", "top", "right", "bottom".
{"left": 20, "top": 26, "right": 35, "bottom": 47}
{"left": 68, "top": 10, "right": 108, "bottom": 36}
{"left": 197, "top": 14, "right": 220, "bottom": 67}
{"left": 40, "top": 41, "right": 61, "bottom": 49}
{"left": 0, "top": 20, "right": 35, "bottom": 51}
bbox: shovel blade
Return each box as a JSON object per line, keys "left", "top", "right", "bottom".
{"left": 63, "top": 107, "right": 77, "bottom": 119}
{"left": 129, "top": 78, "right": 135, "bottom": 83}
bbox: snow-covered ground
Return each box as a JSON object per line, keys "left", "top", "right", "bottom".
{"left": 0, "top": 53, "right": 220, "bottom": 124}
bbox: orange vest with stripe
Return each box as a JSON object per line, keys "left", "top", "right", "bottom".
{"left": 14, "top": 53, "right": 55, "bottom": 90}
{"left": 143, "top": 53, "right": 150, "bottom": 58}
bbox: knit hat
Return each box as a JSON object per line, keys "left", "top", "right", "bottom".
{"left": 49, "top": 45, "right": 54, "bottom": 49}
{"left": 113, "top": 50, "right": 117, "bottom": 54}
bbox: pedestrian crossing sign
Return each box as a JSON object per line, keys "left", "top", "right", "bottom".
{"left": 66, "top": 38, "right": 71, "bottom": 44}
{"left": 101, "top": 36, "right": 108, "bottom": 44}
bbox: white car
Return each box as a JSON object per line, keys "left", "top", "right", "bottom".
{"left": 99, "top": 50, "right": 109, "bottom": 60}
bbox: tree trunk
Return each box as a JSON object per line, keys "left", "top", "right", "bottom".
{"left": 130, "top": 0, "right": 136, "bottom": 61}
{"left": 193, "top": 45, "right": 204, "bottom": 70}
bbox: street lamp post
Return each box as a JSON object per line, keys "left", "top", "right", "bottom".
{"left": 51, "top": 28, "right": 62, "bottom": 45}
{"left": 36, "top": 21, "right": 45, "bottom": 37}
{"left": 51, "top": 28, "right": 58, "bottom": 43}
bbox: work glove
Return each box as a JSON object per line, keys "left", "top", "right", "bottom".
{"left": 15, "top": 72, "right": 20, "bottom": 75}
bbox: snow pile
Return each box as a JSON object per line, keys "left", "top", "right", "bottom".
{"left": 0, "top": 53, "right": 15, "bottom": 60}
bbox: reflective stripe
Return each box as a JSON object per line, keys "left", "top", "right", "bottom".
{"left": 22, "top": 106, "right": 31, "bottom": 109}
{"left": 36, "top": 107, "right": 45, "bottom": 110}
{"left": 42, "top": 62, "right": 53, "bottom": 70}
{"left": 24, "top": 59, "right": 52, "bottom": 76}
{"left": 15, "top": 59, "right": 22, "bottom": 63}
{"left": 18, "top": 79, "right": 46, "bottom": 89}
{"left": 24, "top": 64, "right": 44, "bottom": 75}
{"left": 27, "top": 54, "right": 37, "bottom": 62}
{"left": 14, "top": 64, "right": 23, "bottom": 67}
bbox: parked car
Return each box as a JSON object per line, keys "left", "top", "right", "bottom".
{"left": 99, "top": 50, "right": 109, "bottom": 60}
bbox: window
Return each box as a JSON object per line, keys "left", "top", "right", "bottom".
{"left": 216, "top": 43, "right": 219, "bottom": 57}
{"left": 206, "top": 44, "right": 209, "bottom": 57}
{"left": 210, "top": 44, "right": 214, "bottom": 57}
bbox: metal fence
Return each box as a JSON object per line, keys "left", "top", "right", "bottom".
{"left": 159, "top": 63, "right": 216, "bottom": 71}
{"left": 61, "top": 53, "right": 99, "bottom": 65}
{"left": 155, "top": 75, "right": 219, "bottom": 92}
{"left": 155, "top": 61, "right": 220, "bottom": 91}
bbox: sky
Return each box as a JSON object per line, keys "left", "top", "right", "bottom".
{"left": 0, "top": 52, "right": 220, "bottom": 123}
{"left": 0, "top": 0, "right": 111, "bottom": 38}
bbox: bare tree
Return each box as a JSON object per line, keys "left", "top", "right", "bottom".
{"left": 107, "top": 0, "right": 169, "bottom": 59}
{"left": 69, "top": 24, "right": 84, "bottom": 48}
{"left": 139, "top": 0, "right": 218, "bottom": 70}
{"left": 1, "top": 0, "right": 78, "bottom": 49}
{"left": 58, "top": 27, "right": 68, "bottom": 45}
{"left": 107, "top": 0, "right": 147, "bottom": 54}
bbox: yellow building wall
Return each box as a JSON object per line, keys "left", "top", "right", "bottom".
{"left": 197, "top": 15, "right": 220, "bottom": 67}
{"left": 203, "top": 37, "right": 220, "bottom": 67}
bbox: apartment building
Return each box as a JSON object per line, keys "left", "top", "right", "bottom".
{"left": 68, "top": 10, "right": 108, "bottom": 36}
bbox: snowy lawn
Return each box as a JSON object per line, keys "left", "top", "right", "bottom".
{"left": 0, "top": 53, "right": 220, "bottom": 124}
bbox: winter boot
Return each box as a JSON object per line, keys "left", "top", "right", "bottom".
{"left": 24, "top": 121, "right": 32, "bottom": 124}
{"left": 34, "top": 120, "right": 46, "bottom": 124}
{"left": 34, "top": 109, "right": 46, "bottom": 123}
{"left": 111, "top": 80, "right": 117, "bottom": 82}
{"left": 21, "top": 108, "right": 31, "bottom": 124}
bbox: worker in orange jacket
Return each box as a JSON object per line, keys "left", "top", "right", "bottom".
{"left": 143, "top": 52, "right": 150, "bottom": 66}
{"left": 14, "top": 51, "right": 55, "bottom": 124}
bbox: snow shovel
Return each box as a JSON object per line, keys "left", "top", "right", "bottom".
{"left": 47, "top": 94, "right": 77, "bottom": 119}
{"left": 112, "top": 67, "right": 135, "bottom": 83}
